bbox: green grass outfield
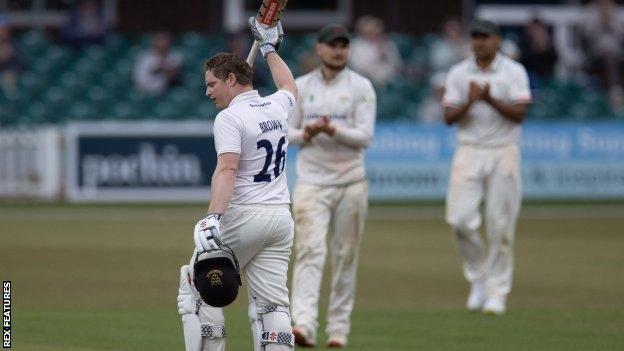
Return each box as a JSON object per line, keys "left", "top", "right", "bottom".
{"left": 1, "top": 203, "right": 623, "bottom": 350}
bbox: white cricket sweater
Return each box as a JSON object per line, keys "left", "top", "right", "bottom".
{"left": 288, "top": 68, "right": 376, "bottom": 186}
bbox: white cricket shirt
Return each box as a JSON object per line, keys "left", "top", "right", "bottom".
{"left": 213, "top": 89, "right": 295, "bottom": 205}
{"left": 443, "top": 54, "right": 532, "bottom": 147}
{"left": 289, "top": 68, "right": 376, "bottom": 186}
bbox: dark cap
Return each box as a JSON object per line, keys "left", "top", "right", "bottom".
{"left": 317, "top": 24, "right": 351, "bottom": 44}
{"left": 469, "top": 19, "right": 500, "bottom": 37}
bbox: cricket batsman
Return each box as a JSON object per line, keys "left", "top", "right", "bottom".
{"left": 443, "top": 19, "right": 531, "bottom": 315}
{"left": 176, "top": 17, "right": 298, "bottom": 350}
{"left": 288, "top": 24, "right": 377, "bottom": 348}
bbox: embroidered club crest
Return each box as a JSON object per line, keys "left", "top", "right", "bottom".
{"left": 207, "top": 270, "right": 224, "bottom": 286}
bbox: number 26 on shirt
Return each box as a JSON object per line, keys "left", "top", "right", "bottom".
{"left": 254, "top": 136, "right": 286, "bottom": 183}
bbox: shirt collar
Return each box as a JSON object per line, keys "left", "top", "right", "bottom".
{"left": 229, "top": 90, "right": 260, "bottom": 107}
{"left": 469, "top": 53, "right": 502, "bottom": 73}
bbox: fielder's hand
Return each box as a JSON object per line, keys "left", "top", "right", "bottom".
{"left": 193, "top": 214, "right": 222, "bottom": 252}
{"left": 481, "top": 83, "right": 492, "bottom": 102}
{"left": 469, "top": 81, "right": 482, "bottom": 103}
{"left": 318, "top": 116, "right": 336, "bottom": 136}
{"left": 248, "top": 17, "right": 284, "bottom": 58}
{"left": 303, "top": 124, "right": 321, "bottom": 142}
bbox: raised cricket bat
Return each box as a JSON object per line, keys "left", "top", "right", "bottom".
{"left": 246, "top": 0, "right": 288, "bottom": 66}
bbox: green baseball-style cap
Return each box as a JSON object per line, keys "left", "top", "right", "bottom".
{"left": 317, "top": 24, "right": 351, "bottom": 43}
{"left": 469, "top": 19, "right": 501, "bottom": 37}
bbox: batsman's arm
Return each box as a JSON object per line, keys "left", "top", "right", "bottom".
{"left": 266, "top": 52, "right": 297, "bottom": 98}
{"left": 208, "top": 114, "right": 242, "bottom": 215}
{"left": 207, "top": 153, "right": 239, "bottom": 215}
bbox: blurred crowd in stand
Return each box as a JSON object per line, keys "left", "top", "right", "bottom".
{"left": 582, "top": 0, "right": 624, "bottom": 106}
{"left": 349, "top": 15, "right": 403, "bottom": 87}
{"left": 60, "top": 0, "right": 108, "bottom": 48}
{"left": 1, "top": 0, "right": 623, "bottom": 126}
{"left": 133, "top": 32, "right": 182, "bottom": 95}
{"left": 0, "top": 14, "right": 22, "bottom": 97}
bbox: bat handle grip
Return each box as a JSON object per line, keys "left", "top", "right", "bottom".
{"left": 246, "top": 40, "right": 260, "bottom": 66}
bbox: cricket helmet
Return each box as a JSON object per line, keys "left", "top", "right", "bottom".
{"left": 193, "top": 246, "right": 242, "bottom": 307}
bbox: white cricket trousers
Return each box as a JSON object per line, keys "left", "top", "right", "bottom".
{"left": 290, "top": 180, "right": 368, "bottom": 342}
{"left": 445, "top": 143, "right": 521, "bottom": 299}
{"left": 190, "top": 203, "right": 294, "bottom": 351}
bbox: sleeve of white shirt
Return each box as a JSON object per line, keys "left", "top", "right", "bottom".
{"left": 509, "top": 65, "right": 532, "bottom": 104}
{"left": 268, "top": 89, "right": 296, "bottom": 117}
{"left": 333, "top": 78, "right": 376, "bottom": 149}
{"left": 442, "top": 66, "right": 464, "bottom": 108}
{"left": 287, "top": 81, "right": 306, "bottom": 145}
{"left": 213, "top": 112, "right": 243, "bottom": 155}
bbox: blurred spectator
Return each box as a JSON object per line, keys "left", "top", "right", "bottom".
{"left": 297, "top": 49, "right": 319, "bottom": 75}
{"left": 417, "top": 72, "right": 446, "bottom": 125}
{"left": 227, "top": 30, "right": 249, "bottom": 58}
{"left": 500, "top": 35, "right": 521, "bottom": 61}
{"left": 60, "top": 0, "right": 108, "bottom": 48}
{"left": 520, "top": 18, "right": 559, "bottom": 82}
{"left": 349, "top": 15, "right": 402, "bottom": 87}
{"left": 430, "top": 17, "right": 469, "bottom": 75}
{"left": 227, "top": 30, "right": 270, "bottom": 86}
{"left": 583, "top": 0, "right": 624, "bottom": 106}
{"left": 133, "top": 32, "right": 183, "bottom": 95}
{"left": 0, "top": 16, "right": 22, "bottom": 96}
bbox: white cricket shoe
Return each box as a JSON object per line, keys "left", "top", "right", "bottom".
{"left": 466, "top": 281, "right": 487, "bottom": 311}
{"left": 483, "top": 296, "right": 506, "bottom": 316}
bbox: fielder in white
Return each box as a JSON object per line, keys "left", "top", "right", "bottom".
{"left": 443, "top": 20, "right": 531, "bottom": 315}
{"left": 288, "top": 24, "right": 376, "bottom": 348}
{"left": 177, "top": 19, "right": 298, "bottom": 350}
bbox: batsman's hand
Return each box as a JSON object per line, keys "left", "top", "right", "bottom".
{"left": 193, "top": 214, "right": 222, "bottom": 253}
{"left": 248, "top": 17, "right": 284, "bottom": 58}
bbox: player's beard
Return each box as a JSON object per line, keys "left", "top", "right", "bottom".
{"left": 474, "top": 48, "right": 496, "bottom": 65}
{"left": 322, "top": 59, "right": 347, "bottom": 72}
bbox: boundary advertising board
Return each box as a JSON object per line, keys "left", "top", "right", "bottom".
{"left": 287, "top": 121, "right": 624, "bottom": 200}
{"left": 66, "top": 121, "right": 624, "bottom": 202}
{"left": 65, "top": 121, "right": 216, "bottom": 202}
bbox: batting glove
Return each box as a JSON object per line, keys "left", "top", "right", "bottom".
{"left": 248, "top": 17, "right": 284, "bottom": 58}
{"left": 193, "top": 214, "right": 222, "bottom": 253}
